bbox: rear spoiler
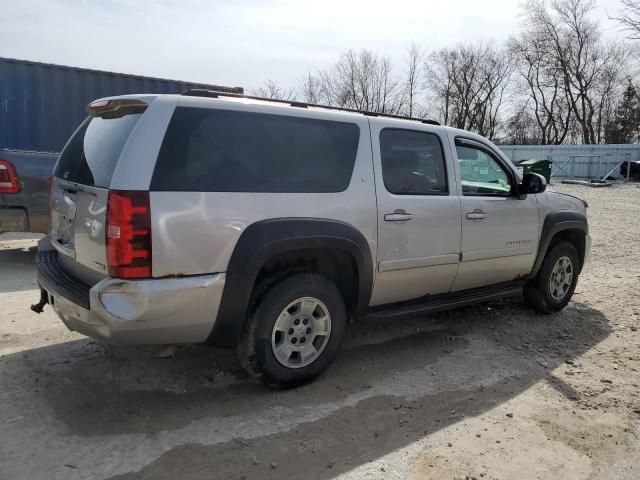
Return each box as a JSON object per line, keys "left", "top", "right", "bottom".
{"left": 87, "top": 99, "right": 148, "bottom": 119}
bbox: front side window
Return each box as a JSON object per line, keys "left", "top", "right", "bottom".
{"left": 379, "top": 129, "right": 448, "bottom": 195}
{"left": 456, "top": 145, "right": 512, "bottom": 196}
{"left": 151, "top": 107, "right": 360, "bottom": 193}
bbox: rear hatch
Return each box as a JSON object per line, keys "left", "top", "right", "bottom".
{"left": 50, "top": 98, "right": 147, "bottom": 284}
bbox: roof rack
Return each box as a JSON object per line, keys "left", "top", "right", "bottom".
{"left": 181, "top": 89, "right": 441, "bottom": 126}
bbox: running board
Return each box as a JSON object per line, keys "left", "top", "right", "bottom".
{"left": 363, "top": 282, "right": 525, "bottom": 321}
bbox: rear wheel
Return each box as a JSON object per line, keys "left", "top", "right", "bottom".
{"left": 524, "top": 240, "right": 580, "bottom": 314}
{"left": 237, "top": 273, "right": 347, "bottom": 386}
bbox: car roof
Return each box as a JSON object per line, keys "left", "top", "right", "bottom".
{"left": 96, "top": 92, "right": 497, "bottom": 140}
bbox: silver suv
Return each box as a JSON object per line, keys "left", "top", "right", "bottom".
{"left": 34, "top": 90, "right": 590, "bottom": 386}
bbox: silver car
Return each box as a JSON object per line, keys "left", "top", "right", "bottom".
{"left": 34, "top": 90, "right": 590, "bottom": 386}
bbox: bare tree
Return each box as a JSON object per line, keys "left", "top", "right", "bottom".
{"left": 333, "top": 49, "right": 404, "bottom": 113}
{"left": 612, "top": 0, "right": 640, "bottom": 39}
{"left": 522, "top": 0, "right": 627, "bottom": 144}
{"left": 604, "top": 79, "right": 640, "bottom": 143}
{"left": 250, "top": 80, "right": 297, "bottom": 101}
{"left": 298, "top": 49, "right": 405, "bottom": 113}
{"left": 612, "top": 0, "right": 640, "bottom": 99}
{"left": 403, "top": 43, "right": 423, "bottom": 117}
{"left": 278, "top": 9, "right": 634, "bottom": 146}
{"left": 508, "top": 30, "right": 573, "bottom": 144}
{"left": 504, "top": 103, "right": 545, "bottom": 144}
{"left": 424, "top": 42, "right": 512, "bottom": 140}
{"left": 298, "top": 72, "right": 321, "bottom": 104}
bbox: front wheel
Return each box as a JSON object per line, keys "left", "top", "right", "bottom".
{"left": 524, "top": 240, "right": 580, "bottom": 314}
{"left": 237, "top": 273, "right": 347, "bottom": 387}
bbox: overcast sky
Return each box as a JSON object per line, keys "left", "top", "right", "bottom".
{"left": 0, "top": 0, "right": 628, "bottom": 92}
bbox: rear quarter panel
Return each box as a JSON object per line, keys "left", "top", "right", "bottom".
{"left": 146, "top": 98, "right": 378, "bottom": 278}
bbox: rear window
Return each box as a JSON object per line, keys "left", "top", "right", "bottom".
{"left": 54, "top": 114, "right": 142, "bottom": 188}
{"left": 150, "top": 107, "right": 360, "bottom": 193}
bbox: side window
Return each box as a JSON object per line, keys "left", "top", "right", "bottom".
{"left": 151, "top": 107, "right": 360, "bottom": 193}
{"left": 379, "top": 129, "right": 448, "bottom": 195}
{"left": 456, "top": 145, "right": 512, "bottom": 196}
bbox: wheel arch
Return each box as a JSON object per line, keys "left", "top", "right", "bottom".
{"left": 206, "top": 218, "right": 373, "bottom": 347}
{"left": 529, "top": 211, "right": 588, "bottom": 280}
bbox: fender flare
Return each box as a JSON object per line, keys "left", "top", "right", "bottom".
{"left": 528, "top": 211, "right": 588, "bottom": 279}
{"left": 206, "top": 218, "right": 373, "bottom": 347}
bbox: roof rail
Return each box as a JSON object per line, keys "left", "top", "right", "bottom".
{"left": 181, "top": 89, "right": 441, "bottom": 126}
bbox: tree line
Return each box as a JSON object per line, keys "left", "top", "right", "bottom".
{"left": 251, "top": 0, "right": 640, "bottom": 145}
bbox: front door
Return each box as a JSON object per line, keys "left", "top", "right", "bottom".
{"left": 370, "top": 122, "right": 461, "bottom": 306}
{"left": 451, "top": 137, "right": 540, "bottom": 291}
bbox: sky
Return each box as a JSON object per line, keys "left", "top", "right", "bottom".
{"left": 0, "top": 0, "right": 628, "bottom": 92}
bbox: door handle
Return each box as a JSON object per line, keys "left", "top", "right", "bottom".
{"left": 465, "top": 210, "right": 488, "bottom": 221}
{"left": 384, "top": 210, "right": 413, "bottom": 222}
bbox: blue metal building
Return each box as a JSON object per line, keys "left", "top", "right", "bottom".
{"left": 0, "top": 57, "right": 242, "bottom": 153}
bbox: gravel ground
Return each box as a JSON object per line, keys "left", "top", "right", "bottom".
{"left": 0, "top": 183, "right": 639, "bottom": 480}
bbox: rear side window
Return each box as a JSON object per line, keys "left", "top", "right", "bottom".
{"left": 380, "top": 129, "right": 448, "bottom": 195}
{"left": 54, "top": 114, "right": 142, "bottom": 188}
{"left": 151, "top": 107, "right": 360, "bottom": 193}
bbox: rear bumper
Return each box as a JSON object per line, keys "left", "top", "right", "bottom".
{"left": 36, "top": 237, "right": 225, "bottom": 344}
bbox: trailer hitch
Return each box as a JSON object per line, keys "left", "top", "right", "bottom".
{"left": 30, "top": 289, "right": 48, "bottom": 314}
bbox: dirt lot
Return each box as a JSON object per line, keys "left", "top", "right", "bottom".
{"left": 0, "top": 183, "right": 639, "bottom": 480}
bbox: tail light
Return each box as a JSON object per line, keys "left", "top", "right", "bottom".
{"left": 106, "top": 191, "right": 152, "bottom": 279}
{"left": 0, "top": 160, "right": 21, "bottom": 194}
{"left": 88, "top": 99, "right": 112, "bottom": 112}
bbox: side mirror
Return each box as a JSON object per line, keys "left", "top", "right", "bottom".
{"left": 519, "top": 172, "right": 547, "bottom": 197}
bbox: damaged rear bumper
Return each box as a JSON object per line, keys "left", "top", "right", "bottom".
{"left": 35, "top": 236, "right": 225, "bottom": 344}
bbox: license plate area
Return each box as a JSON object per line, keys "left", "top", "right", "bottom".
{"left": 51, "top": 190, "right": 77, "bottom": 256}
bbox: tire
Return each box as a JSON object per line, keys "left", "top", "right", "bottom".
{"left": 237, "top": 272, "right": 347, "bottom": 387}
{"left": 524, "top": 240, "right": 580, "bottom": 314}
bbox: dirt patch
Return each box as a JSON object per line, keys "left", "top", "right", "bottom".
{"left": 0, "top": 183, "right": 639, "bottom": 480}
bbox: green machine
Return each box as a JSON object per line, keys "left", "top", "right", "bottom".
{"left": 516, "top": 158, "right": 552, "bottom": 183}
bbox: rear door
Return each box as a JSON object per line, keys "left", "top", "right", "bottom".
{"left": 450, "top": 137, "right": 539, "bottom": 291}
{"left": 369, "top": 120, "right": 461, "bottom": 306}
{"left": 50, "top": 100, "right": 147, "bottom": 282}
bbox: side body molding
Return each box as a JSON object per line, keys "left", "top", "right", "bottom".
{"left": 529, "top": 211, "right": 588, "bottom": 279}
{"left": 207, "top": 218, "right": 373, "bottom": 347}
